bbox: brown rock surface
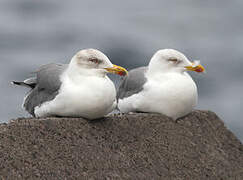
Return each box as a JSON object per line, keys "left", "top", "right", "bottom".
{"left": 0, "top": 110, "right": 242, "bottom": 179}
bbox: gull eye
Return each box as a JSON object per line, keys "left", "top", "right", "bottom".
{"left": 89, "top": 58, "right": 99, "bottom": 64}
{"left": 168, "top": 58, "right": 180, "bottom": 64}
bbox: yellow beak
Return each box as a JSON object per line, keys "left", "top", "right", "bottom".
{"left": 105, "top": 64, "right": 128, "bottom": 76}
{"left": 185, "top": 63, "right": 205, "bottom": 73}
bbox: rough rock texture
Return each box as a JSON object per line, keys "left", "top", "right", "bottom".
{"left": 0, "top": 111, "right": 242, "bottom": 179}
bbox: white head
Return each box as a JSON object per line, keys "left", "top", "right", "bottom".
{"left": 69, "top": 49, "right": 128, "bottom": 77}
{"left": 148, "top": 49, "right": 205, "bottom": 74}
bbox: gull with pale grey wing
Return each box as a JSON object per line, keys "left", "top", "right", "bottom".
{"left": 117, "top": 49, "right": 205, "bottom": 120}
{"left": 12, "top": 49, "right": 128, "bottom": 120}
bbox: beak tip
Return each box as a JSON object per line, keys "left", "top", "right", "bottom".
{"left": 185, "top": 63, "right": 205, "bottom": 73}
{"left": 196, "top": 65, "right": 206, "bottom": 73}
{"left": 118, "top": 71, "right": 128, "bottom": 76}
{"left": 105, "top": 64, "right": 128, "bottom": 76}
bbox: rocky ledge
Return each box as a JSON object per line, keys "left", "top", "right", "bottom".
{"left": 0, "top": 111, "right": 242, "bottom": 179}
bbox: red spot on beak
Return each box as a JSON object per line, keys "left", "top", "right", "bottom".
{"left": 118, "top": 71, "right": 126, "bottom": 76}
{"left": 195, "top": 67, "right": 204, "bottom": 72}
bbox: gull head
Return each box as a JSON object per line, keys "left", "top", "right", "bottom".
{"left": 71, "top": 49, "right": 128, "bottom": 76}
{"left": 149, "top": 49, "right": 205, "bottom": 74}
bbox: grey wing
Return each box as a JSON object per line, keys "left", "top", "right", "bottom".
{"left": 23, "top": 63, "right": 68, "bottom": 116}
{"left": 12, "top": 77, "right": 37, "bottom": 88}
{"left": 117, "top": 66, "right": 148, "bottom": 100}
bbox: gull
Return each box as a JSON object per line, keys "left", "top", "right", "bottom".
{"left": 117, "top": 49, "right": 205, "bottom": 119}
{"left": 12, "top": 49, "right": 128, "bottom": 120}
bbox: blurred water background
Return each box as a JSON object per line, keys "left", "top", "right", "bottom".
{"left": 0, "top": 0, "right": 242, "bottom": 141}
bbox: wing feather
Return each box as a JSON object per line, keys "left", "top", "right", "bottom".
{"left": 23, "top": 63, "right": 68, "bottom": 116}
{"left": 117, "top": 66, "right": 147, "bottom": 100}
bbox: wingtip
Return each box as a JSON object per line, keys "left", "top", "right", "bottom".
{"left": 11, "top": 81, "right": 20, "bottom": 86}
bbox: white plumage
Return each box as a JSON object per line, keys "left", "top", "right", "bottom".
{"left": 13, "top": 49, "right": 127, "bottom": 120}
{"left": 35, "top": 71, "right": 117, "bottom": 119}
{"left": 117, "top": 49, "right": 205, "bottom": 119}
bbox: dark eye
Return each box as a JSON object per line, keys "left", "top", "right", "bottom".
{"left": 89, "top": 58, "right": 99, "bottom": 64}
{"left": 168, "top": 58, "right": 180, "bottom": 64}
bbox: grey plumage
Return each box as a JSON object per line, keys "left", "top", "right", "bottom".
{"left": 13, "top": 63, "right": 67, "bottom": 116}
{"left": 117, "top": 66, "right": 147, "bottom": 100}
{"left": 23, "top": 77, "right": 37, "bottom": 87}
{"left": 12, "top": 77, "right": 36, "bottom": 88}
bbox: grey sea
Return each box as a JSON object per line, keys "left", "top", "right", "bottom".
{"left": 0, "top": 0, "right": 242, "bottom": 141}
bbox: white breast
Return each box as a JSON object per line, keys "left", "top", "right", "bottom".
{"left": 34, "top": 74, "right": 116, "bottom": 119}
{"left": 118, "top": 73, "right": 198, "bottom": 119}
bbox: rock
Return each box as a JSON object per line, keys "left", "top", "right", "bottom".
{"left": 0, "top": 111, "right": 242, "bottom": 179}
